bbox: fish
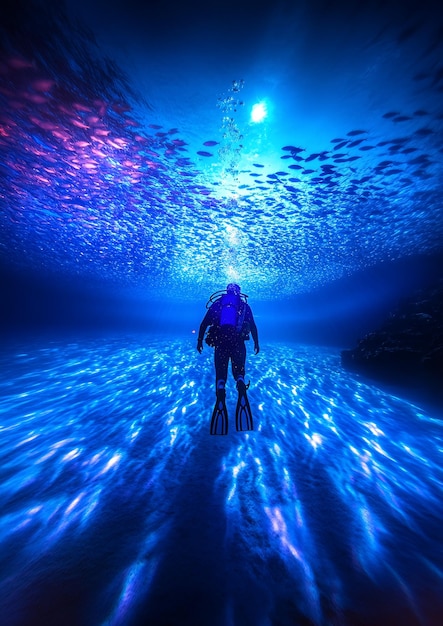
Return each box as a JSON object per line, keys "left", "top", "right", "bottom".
{"left": 70, "top": 118, "right": 89, "bottom": 130}
{"left": 408, "top": 155, "right": 431, "bottom": 165}
{"left": 72, "top": 103, "right": 92, "bottom": 113}
{"left": 8, "top": 57, "right": 35, "bottom": 70}
{"left": 414, "top": 127, "right": 434, "bottom": 135}
{"left": 31, "top": 79, "right": 55, "bottom": 92}
{"left": 382, "top": 111, "right": 400, "bottom": 118}
{"left": 2, "top": 27, "right": 442, "bottom": 308}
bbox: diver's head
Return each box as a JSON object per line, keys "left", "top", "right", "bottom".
{"left": 226, "top": 283, "right": 241, "bottom": 296}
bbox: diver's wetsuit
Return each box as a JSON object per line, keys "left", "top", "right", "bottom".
{"left": 198, "top": 298, "right": 258, "bottom": 389}
{"left": 214, "top": 326, "right": 246, "bottom": 385}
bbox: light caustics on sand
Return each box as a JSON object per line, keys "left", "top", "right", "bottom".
{"left": 221, "top": 345, "right": 443, "bottom": 623}
{"left": 0, "top": 338, "right": 442, "bottom": 624}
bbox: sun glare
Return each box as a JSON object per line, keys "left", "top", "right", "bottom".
{"left": 251, "top": 101, "right": 267, "bottom": 123}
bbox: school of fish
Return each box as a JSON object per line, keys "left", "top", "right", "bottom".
{"left": 1, "top": 2, "right": 443, "bottom": 300}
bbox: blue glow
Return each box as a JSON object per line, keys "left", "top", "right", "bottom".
{"left": 1, "top": 3, "right": 443, "bottom": 623}
{"left": 0, "top": 2, "right": 442, "bottom": 299}
{"left": 0, "top": 338, "right": 442, "bottom": 624}
{"left": 251, "top": 102, "right": 267, "bottom": 123}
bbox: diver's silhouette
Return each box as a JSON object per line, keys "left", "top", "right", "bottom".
{"left": 197, "top": 283, "right": 259, "bottom": 434}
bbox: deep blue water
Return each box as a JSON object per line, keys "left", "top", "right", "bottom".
{"left": 1, "top": 2, "right": 443, "bottom": 624}
{"left": 1, "top": 0, "right": 443, "bottom": 299}
{"left": 0, "top": 337, "right": 442, "bottom": 625}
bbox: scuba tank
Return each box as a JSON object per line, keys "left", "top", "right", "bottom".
{"left": 219, "top": 292, "right": 240, "bottom": 327}
{"left": 205, "top": 288, "right": 250, "bottom": 346}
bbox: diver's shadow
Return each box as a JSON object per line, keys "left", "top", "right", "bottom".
{"left": 131, "top": 427, "right": 233, "bottom": 626}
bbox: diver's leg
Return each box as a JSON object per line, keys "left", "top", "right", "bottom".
{"left": 211, "top": 344, "right": 229, "bottom": 435}
{"left": 214, "top": 343, "right": 229, "bottom": 393}
{"left": 231, "top": 339, "right": 246, "bottom": 383}
{"left": 231, "top": 340, "right": 253, "bottom": 431}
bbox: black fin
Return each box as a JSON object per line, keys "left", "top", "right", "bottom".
{"left": 235, "top": 380, "right": 253, "bottom": 431}
{"left": 210, "top": 389, "right": 228, "bottom": 435}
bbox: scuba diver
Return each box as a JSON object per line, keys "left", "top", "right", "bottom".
{"left": 197, "top": 283, "right": 260, "bottom": 435}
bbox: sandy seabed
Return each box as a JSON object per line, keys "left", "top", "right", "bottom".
{"left": 0, "top": 336, "right": 442, "bottom": 626}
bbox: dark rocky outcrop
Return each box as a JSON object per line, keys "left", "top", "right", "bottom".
{"left": 341, "top": 280, "right": 443, "bottom": 404}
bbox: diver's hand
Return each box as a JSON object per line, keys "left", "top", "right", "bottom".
{"left": 197, "top": 339, "right": 203, "bottom": 353}
{"left": 254, "top": 344, "right": 260, "bottom": 355}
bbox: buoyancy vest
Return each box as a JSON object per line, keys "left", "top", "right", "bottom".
{"left": 219, "top": 293, "right": 245, "bottom": 332}
{"left": 205, "top": 294, "right": 249, "bottom": 347}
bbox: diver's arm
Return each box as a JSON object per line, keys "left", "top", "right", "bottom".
{"left": 248, "top": 308, "right": 260, "bottom": 354}
{"left": 197, "top": 310, "right": 212, "bottom": 352}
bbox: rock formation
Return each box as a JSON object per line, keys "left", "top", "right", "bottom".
{"left": 341, "top": 279, "right": 443, "bottom": 403}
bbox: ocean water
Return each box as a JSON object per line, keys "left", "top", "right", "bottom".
{"left": 1, "top": 1, "right": 443, "bottom": 624}
{"left": 1, "top": 0, "right": 443, "bottom": 299}
{"left": 0, "top": 337, "right": 442, "bottom": 626}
